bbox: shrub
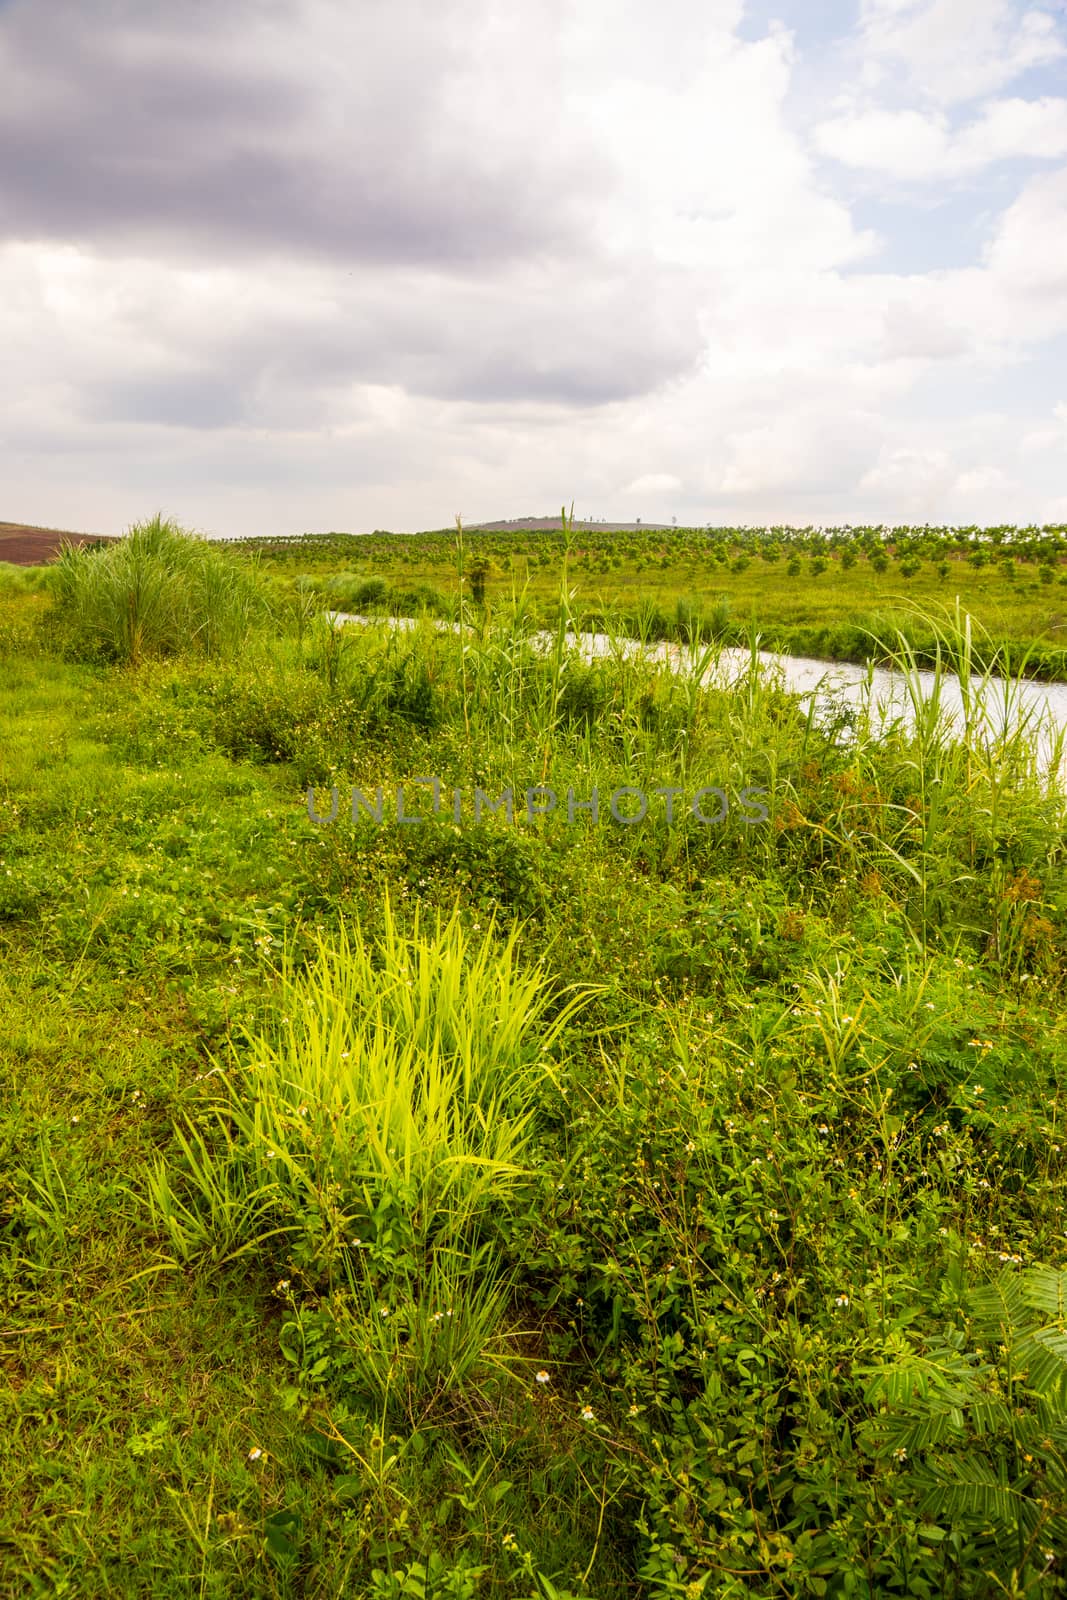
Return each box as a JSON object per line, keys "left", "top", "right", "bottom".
{"left": 392, "top": 582, "right": 450, "bottom": 617}
{"left": 327, "top": 574, "right": 390, "bottom": 611}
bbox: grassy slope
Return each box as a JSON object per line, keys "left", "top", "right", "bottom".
{"left": 0, "top": 658, "right": 339, "bottom": 1595}
{"left": 3, "top": 569, "right": 1067, "bottom": 1596}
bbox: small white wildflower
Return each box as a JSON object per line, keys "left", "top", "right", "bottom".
{"left": 535, "top": 1370, "right": 550, "bottom": 1385}
{"left": 834, "top": 1294, "right": 850, "bottom": 1308}
{"left": 581, "top": 1405, "right": 595, "bottom": 1421}
{"left": 247, "top": 1447, "right": 263, "bottom": 1461}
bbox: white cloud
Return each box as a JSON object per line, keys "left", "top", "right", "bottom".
{"left": 713, "top": 409, "right": 882, "bottom": 497}
{"left": 859, "top": 445, "right": 955, "bottom": 498}
{"left": 857, "top": 448, "right": 1024, "bottom": 522}
{"left": 848, "top": 166, "right": 1067, "bottom": 364}
{"left": 815, "top": 96, "right": 1067, "bottom": 180}
{"left": 954, "top": 465, "right": 1015, "bottom": 494}
{"left": 855, "top": 0, "right": 1065, "bottom": 105}
{"left": 982, "top": 165, "right": 1067, "bottom": 298}
{"left": 622, "top": 473, "right": 684, "bottom": 496}
{"left": 1021, "top": 400, "right": 1067, "bottom": 452}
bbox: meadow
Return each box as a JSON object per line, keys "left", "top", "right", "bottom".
{"left": 1, "top": 518, "right": 1066, "bottom": 1598}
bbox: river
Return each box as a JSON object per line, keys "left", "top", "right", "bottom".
{"left": 331, "top": 613, "right": 1067, "bottom": 775}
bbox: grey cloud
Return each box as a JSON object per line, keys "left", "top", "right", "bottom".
{"left": 81, "top": 260, "right": 704, "bottom": 424}
{"left": 86, "top": 371, "right": 250, "bottom": 429}
{"left": 0, "top": 0, "right": 722, "bottom": 422}
{"left": 0, "top": 0, "right": 600, "bottom": 267}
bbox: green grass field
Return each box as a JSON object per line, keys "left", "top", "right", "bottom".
{"left": 2, "top": 522, "right": 1067, "bottom": 1597}
{"left": 239, "top": 521, "right": 1067, "bottom": 681}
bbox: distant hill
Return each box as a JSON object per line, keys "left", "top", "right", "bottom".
{"left": 468, "top": 516, "right": 676, "bottom": 533}
{"left": 1, "top": 515, "right": 680, "bottom": 564}
{"left": 0, "top": 521, "right": 117, "bottom": 566}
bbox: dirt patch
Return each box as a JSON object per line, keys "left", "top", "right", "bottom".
{"left": 0, "top": 522, "right": 118, "bottom": 566}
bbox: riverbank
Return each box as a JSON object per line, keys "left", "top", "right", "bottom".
{"left": 255, "top": 525, "right": 1067, "bottom": 685}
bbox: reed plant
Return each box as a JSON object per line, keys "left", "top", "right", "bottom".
{"left": 317, "top": 599, "right": 1063, "bottom": 944}
{"left": 848, "top": 606, "right": 1067, "bottom": 958}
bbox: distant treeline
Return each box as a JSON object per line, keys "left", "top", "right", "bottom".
{"left": 237, "top": 523, "right": 1067, "bottom": 568}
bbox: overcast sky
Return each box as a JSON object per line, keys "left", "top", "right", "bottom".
{"left": 2, "top": 0, "right": 1066, "bottom": 537}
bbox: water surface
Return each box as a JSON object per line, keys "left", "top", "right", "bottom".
{"left": 331, "top": 613, "right": 1067, "bottom": 774}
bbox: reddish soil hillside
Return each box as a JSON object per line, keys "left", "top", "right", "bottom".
{"left": 0, "top": 522, "right": 118, "bottom": 565}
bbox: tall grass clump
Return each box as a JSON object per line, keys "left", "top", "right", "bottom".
{"left": 50, "top": 513, "right": 273, "bottom": 665}
{"left": 148, "top": 895, "right": 590, "bottom": 1279}
{"left": 147, "top": 898, "right": 590, "bottom": 1421}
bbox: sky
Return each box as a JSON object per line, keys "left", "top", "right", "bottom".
{"left": 1, "top": 0, "right": 1066, "bottom": 538}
